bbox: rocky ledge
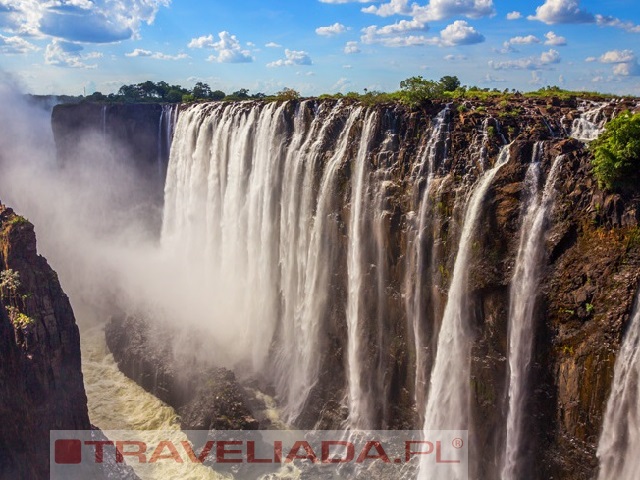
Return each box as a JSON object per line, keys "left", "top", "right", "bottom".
{"left": 105, "top": 315, "right": 259, "bottom": 431}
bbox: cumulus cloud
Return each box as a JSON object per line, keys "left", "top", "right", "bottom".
{"left": 0, "top": 33, "right": 38, "bottom": 54}
{"left": 265, "top": 41, "right": 281, "bottom": 48}
{"left": 267, "top": 49, "right": 312, "bottom": 67}
{"left": 595, "top": 15, "right": 640, "bottom": 33}
{"left": 438, "top": 20, "right": 485, "bottom": 46}
{"left": 361, "top": 19, "right": 482, "bottom": 47}
{"left": 595, "top": 49, "right": 640, "bottom": 76}
{"left": 188, "top": 31, "right": 253, "bottom": 63}
{"left": 0, "top": 0, "right": 169, "bottom": 43}
{"left": 125, "top": 48, "right": 188, "bottom": 60}
{"left": 507, "top": 11, "right": 522, "bottom": 20}
{"left": 528, "top": 0, "right": 594, "bottom": 24}
{"left": 344, "top": 40, "right": 361, "bottom": 54}
{"left": 315, "top": 22, "right": 348, "bottom": 36}
{"left": 544, "top": 31, "right": 567, "bottom": 45}
{"left": 44, "top": 39, "right": 102, "bottom": 68}
{"left": 489, "top": 48, "right": 561, "bottom": 70}
{"left": 362, "top": 0, "right": 494, "bottom": 21}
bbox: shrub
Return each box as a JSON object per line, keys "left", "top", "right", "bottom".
{"left": 590, "top": 111, "right": 640, "bottom": 190}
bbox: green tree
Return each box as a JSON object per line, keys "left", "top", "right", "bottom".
{"left": 275, "top": 88, "right": 301, "bottom": 101}
{"left": 398, "top": 76, "right": 443, "bottom": 105}
{"left": 590, "top": 111, "right": 640, "bottom": 190}
{"left": 439, "top": 75, "right": 461, "bottom": 92}
{"left": 210, "top": 90, "right": 226, "bottom": 101}
{"left": 192, "top": 82, "right": 212, "bottom": 100}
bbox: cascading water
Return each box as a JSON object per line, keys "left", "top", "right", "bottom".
{"left": 157, "top": 104, "right": 178, "bottom": 178}
{"left": 571, "top": 102, "right": 607, "bottom": 141}
{"left": 163, "top": 101, "right": 383, "bottom": 425}
{"left": 596, "top": 289, "right": 640, "bottom": 480}
{"left": 419, "top": 144, "right": 511, "bottom": 479}
{"left": 501, "top": 146, "right": 564, "bottom": 480}
{"left": 404, "top": 106, "right": 450, "bottom": 416}
{"left": 346, "top": 110, "right": 378, "bottom": 429}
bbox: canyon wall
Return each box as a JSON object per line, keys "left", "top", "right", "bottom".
{"left": 54, "top": 96, "right": 640, "bottom": 480}
{"left": 0, "top": 204, "right": 91, "bottom": 479}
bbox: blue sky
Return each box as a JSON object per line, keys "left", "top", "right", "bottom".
{"left": 1, "top": 0, "right": 639, "bottom": 96}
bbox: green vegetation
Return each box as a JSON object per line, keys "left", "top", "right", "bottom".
{"left": 11, "top": 312, "right": 34, "bottom": 329}
{"left": 0, "top": 269, "right": 20, "bottom": 293}
{"left": 586, "top": 303, "right": 595, "bottom": 314}
{"left": 590, "top": 111, "right": 640, "bottom": 190}
{"left": 8, "top": 215, "right": 29, "bottom": 227}
{"left": 78, "top": 76, "right": 627, "bottom": 107}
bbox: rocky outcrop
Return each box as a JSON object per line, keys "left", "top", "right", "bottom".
{"left": 105, "top": 315, "right": 259, "bottom": 431}
{"left": 0, "top": 204, "right": 91, "bottom": 479}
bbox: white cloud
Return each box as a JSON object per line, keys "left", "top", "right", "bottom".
{"left": 507, "top": 11, "right": 522, "bottom": 20}
{"left": 489, "top": 48, "right": 561, "bottom": 70}
{"left": 544, "top": 31, "right": 567, "bottom": 45}
{"left": 0, "top": 34, "right": 38, "bottom": 54}
{"left": 188, "top": 34, "right": 215, "bottom": 49}
{"left": 188, "top": 31, "right": 252, "bottom": 63}
{"left": 361, "top": 19, "right": 482, "bottom": 47}
{"left": 267, "top": 49, "right": 312, "bottom": 67}
{"left": 362, "top": 0, "right": 411, "bottom": 17}
{"left": 265, "top": 41, "right": 281, "bottom": 48}
{"left": 585, "top": 56, "right": 596, "bottom": 62}
{"left": 599, "top": 49, "right": 635, "bottom": 63}
{"left": 438, "top": 20, "right": 485, "bottom": 46}
{"left": 44, "top": 39, "right": 101, "bottom": 68}
{"left": 596, "top": 49, "right": 640, "bottom": 76}
{"left": 595, "top": 14, "right": 640, "bottom": 33}
{"left": 125, "top": 48, "right": 188, "bottom": 60}
{"left": 1, "top": 0, "right": 169, "bottom": 43}
{"left": 413, "top": 0, "right": 494, "bottom": 22}
{"left": 344, "top": 40, "right": 361, "bottom": 54}
{"left": 528, "top": 0, "right": 594, "bottom": 24}
{"left": 509, "top": 35, "right": 541, "bottom": 45}
{"left": 362, "top": 0, "right": 494, "bottom": 22}
{"left": 444, "top": 54, "right": 467, "bottom": 61}
{"left": 316, "top": 22, "right": 348, "bottom": 36}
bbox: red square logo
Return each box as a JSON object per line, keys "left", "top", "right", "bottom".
{"left": 55, "top": 439, "right": 82, "bottom": 464}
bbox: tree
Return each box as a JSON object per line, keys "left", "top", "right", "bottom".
{"left": 275, "top": 88, "right": 301, "bottom": 101}
{"left": 210, "top": 90, "right": 226, "bottom": 101}
{"left": 398, "top": 76, "right": 443, "bottom": 105}
{"left": 439, "top": 75, "right": 461, "bottom": 92}
{"left": 590, "top": 111, "right": 640, "bottom": 190}
{"left": 232, "top": 88, "right": 250, "bottom": 99}
{"left": 192, "top": 82, "right": 212, "bottom": 100}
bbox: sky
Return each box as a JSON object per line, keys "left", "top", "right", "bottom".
{"left": 0, "top": 0, "right": 639, "bottom": 96}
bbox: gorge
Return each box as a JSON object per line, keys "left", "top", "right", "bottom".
{"left": 1, "top": 92, "right": 639, "bottom": 479}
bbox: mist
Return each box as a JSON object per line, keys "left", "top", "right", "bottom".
{"left": 0, "top": 76, "right": 246, "bottom": 371}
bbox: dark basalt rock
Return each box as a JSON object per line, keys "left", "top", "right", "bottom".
{"left": 105, "top": 315, "right": 259, "bottom": 431}
{"left": 0, "top": 204, "right": 91, "bottom": 479}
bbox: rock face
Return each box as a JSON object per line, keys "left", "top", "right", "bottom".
{"left": 51, "top": 103, "right": 176, "bottom": 233}
{"left": 105, "top": 315, "right": 259, "bottom": 431}
{"left": 56, "top": 96, "right": 640, "bottom": 480}
{"left": 0, "top": 204, "right": 91, "bottom": 479}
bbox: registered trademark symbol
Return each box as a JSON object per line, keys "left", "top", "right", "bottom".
{"left": 452, "top": 438, "right": 463, "bottom": 449}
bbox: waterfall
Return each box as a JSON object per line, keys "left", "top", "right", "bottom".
{"left": 162, "top": 100, "right": 379, "bottom": 425}
{"left": 501, "top": 146, "right": 564, "bottom": 480}
{"left": 157, "top": 104, "right": 178, "bottom": 179}
{"left": 405, "top": 106, "right": 450, "bottom": 416}
{"left": 596, "top": 289, "right": 640, "bottom": 480}
{"left": 571, "top": 102, "right": 607, "bottom": 142}
{"left": 346, "top": 110, "right": 378, "bottom": 429}
{"left": 419, "top": 144, "right": 511, "bottom": 479}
